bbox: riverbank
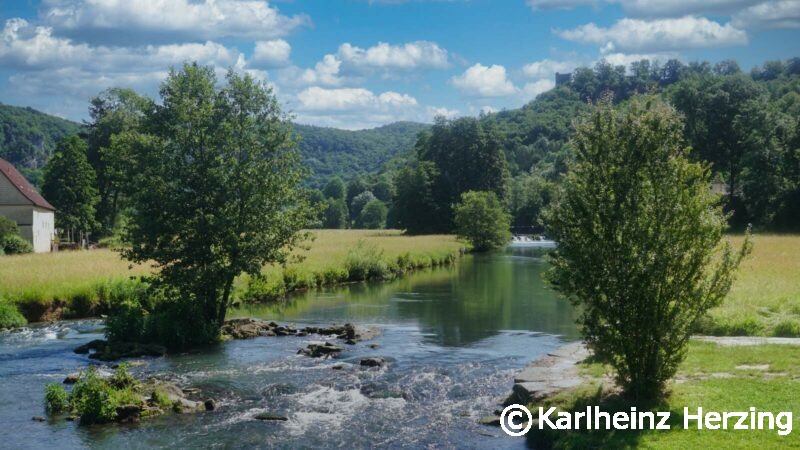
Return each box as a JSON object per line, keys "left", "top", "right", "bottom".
{"left": 502, "top": 339, "right": 800, "bottom": 448}
{"left": 0, "top": 230, "right": 464, "bottom": 326}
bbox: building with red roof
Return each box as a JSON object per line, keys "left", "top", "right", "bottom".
{"left": 0, "top": 158, "right": 55, "bottom": 252}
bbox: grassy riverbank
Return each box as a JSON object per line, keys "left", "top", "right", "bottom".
{"left": 696, "top": 234, "right": 800, "bottom": 337}
{"left": 529, "top": 341, "right": 800, "bottom": 449}
{"left": 0, "top": 230, "right": 463, "bottom": 325}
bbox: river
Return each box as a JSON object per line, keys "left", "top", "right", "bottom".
{"left": 0, "top": 247, "right": 578, "bottom": 449}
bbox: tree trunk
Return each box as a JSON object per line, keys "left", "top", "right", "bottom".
{"left": 217, "top": 276, "right": 235, "bottom": 327}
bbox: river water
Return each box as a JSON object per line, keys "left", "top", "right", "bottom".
{"left": 0, "top": 248, "right": 578, "bottom": 449}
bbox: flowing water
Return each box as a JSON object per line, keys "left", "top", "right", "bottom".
{"left": 0, "top": 248, "right": 579, "bottom": 449}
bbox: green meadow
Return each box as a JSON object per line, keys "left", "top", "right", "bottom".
{"left": 531, "top": 342, "right": 800, "bottom": 449}
{"left": 0, "top": 230, "right": 463, "bottom": 324}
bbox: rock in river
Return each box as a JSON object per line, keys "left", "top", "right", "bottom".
{"left": 360, "top": 357, "right": 386, "bottom": 368}
{"left": 297, "top": 342, "right": 343, "bottom": 358}
{"left": 254, "top": 412, "right": 288, "bottom": 421}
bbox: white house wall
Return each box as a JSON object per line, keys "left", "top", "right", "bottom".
{"left": 31, "top": 208, "right": 54, "bottom": 253}
{"left": 0, "top": 175, "right": 55, "bottom": 253}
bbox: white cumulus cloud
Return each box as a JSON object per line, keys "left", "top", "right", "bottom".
{"left": 556, "top": 16, "right": 748, "bottom": 52}
{"left": 528, "top": 0, "right": 763, "bottom": 17}
{"left": 38, "top": 0, "right": 310, "bottom": 43}
{"left": 296, "top": 87, "right": 417, "bottom": 111}
{"left": 0, "top": 18, "right": 254, "bottom": 118}
{"left": 293, "top": 86, "right": 429, "bottom": 129}
{"left": 522, "top": 59, "right": 580, "bottom": 79}
{"left": 450, "top": 63, "right": 518, "bottom": 97}
{"left": 732, "top": 1, "right": 800, "bottom": 29}
{"left": 299, "top": 55, "right": 345, "bottom": 86}
{"left": 523, "top": 79, "right": 556, "bottom": 99}
{"left": 251, "top": 39, "right": 291, "bottom": 67}
{"left": 338, "top": 41, "right": 449, "bottom": 69}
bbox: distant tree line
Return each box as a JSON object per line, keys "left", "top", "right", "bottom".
{"left": 386, "top": 56, "right": 800, "bottom": 234}
{"left": 25, "top": 56, "right": 800, "bottom": 242}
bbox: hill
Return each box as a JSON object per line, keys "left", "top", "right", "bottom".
{"left": 0, "top": 102, "right": 427, "bottom": 186}
{"left": 0, "top": 103, "right": 82, "bottom": 183}
{"left": 294, "top": 121, "right": 429, "bottom": 186}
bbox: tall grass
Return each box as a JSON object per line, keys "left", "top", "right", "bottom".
{"left": 0, "top": 230, "right": 463, "bottom": 322}
{"left": 695, "top": 234, "right": 800, "bottom": 337}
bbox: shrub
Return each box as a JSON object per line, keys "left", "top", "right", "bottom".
{"left": 283, "top": 267, "right": 314, "bottom": 291}
{"left": 70, "top": 366, "right": 119, "bottom": 424}
{"left": 453, "top": 191, "right": 511, "bottom": 252}
{"left": 104, "top": 283, "right": 220, "bottom": 349}
{"left": 0, "top": 301, "right": 27, "bottom": 329}
{"left": 0, "top": 216, "right": 18, "bottom": 240}
{"left": 317, "top": 267, "right": 348, "bottom": 286}
{"left": 63, "top": 288, "right": 100, "bottom": 318}
{"left": 110, "top": 363, "right": 136, "bottom": 389}
{"left": 345, "top": 241, "right": 389, "bottom": 281}
{"left": 241, "top": 274, "right": 286, "bottom": 303}
{"left": 544, "top": 96, "right": 751, "bottom": 400}
{"left": 142, "top": 294, "right": 221, "bottom": 349}
{"left": 106, "top": 298, "right": 148, "bottom": 343}
{"left": 2, "top": 234, "right": 33, "bottom": 254}
{"left": 772, "top": 319, "right": 800, "bottom": 337}
{"left": 151, "top": 387, "right": 174, "bottom": 409}
{"left": 44, "top": 383, "right": 69, "bottom": 413}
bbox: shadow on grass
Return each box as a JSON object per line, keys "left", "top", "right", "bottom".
{"left": 526, "top": 386, "right": 685, "bottom": 449}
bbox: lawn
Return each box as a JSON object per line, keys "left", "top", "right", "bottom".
{"left": 530, "top": 342, "right": 800, "bottom": 449}
{"left": 698, "top": 234, "right": 800, "bottom": 337}
{"left": 0, "top": 230, "right": 463, "bottom": 323}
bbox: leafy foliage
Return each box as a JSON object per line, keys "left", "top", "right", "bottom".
{"left": 85, "top": 88, "right": 151, "bottom": 235}
{"left": 119, "top": 64, "right": 311, "bottom": 348}
{"left": 453, "top": 191, "right": 511, "bottom": 251}
{"left": 0, "top": 217, "right": 32, "bottom": 255}
{"left": 0, "top": 300, "right": 27, "bottom": 329}
{"left": 322, "top": 198, "right": 349, "bottom": 229}
{"left": 0, "top": 216, "right": 18, "bottom": 239}
{"left": 344, "top": 241, "right": 388, "bottom": 281}
{"left": 398, "top": 117, "right": 510, "bottom": 233}
{"left": 44, "top": 383, "right": 69, "bottom": 413}
{"left": 322, "top": 176, "right": 346, "bottom": 201}
{"left": 2, "top": 234, "right": 33, "bottom": 254}
{"left": 41, "top": 135, "right": 99, "bottom": 238}
{"left": 358, "top": 199, "right": 388, "bottom": 229}
{"left": 544, "top": 96, "right": 752, "bottom": 399}
{"left": 392, "top": 161, "right": 440, "bottom": 234}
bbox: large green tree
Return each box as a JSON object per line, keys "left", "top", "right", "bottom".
{"left": 122, "top": 63, "right": 311, "bottom": 346}
{"left": 669, "top": 74, "right": 767, "bottom": 224}
{"left": 544, "top": 96, "right": 751, "bottom": 399}
{"left": 408, "top": 116, "right": 509, "bottom": 232}
{"left": 86, "top": 88, "right": 151, "bottom": 235}
{"left": 323, "top": 177, "right": 346, "bottom": 201}
{"left": 393, "top": 161, "right": 440, "bottom": 234}
{"left": 41, "top": 136, "right": 99, "bottom": 241}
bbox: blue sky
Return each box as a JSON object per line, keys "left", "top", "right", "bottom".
{"left": 1, "top": 0, "right": 798, "bottom": 129}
